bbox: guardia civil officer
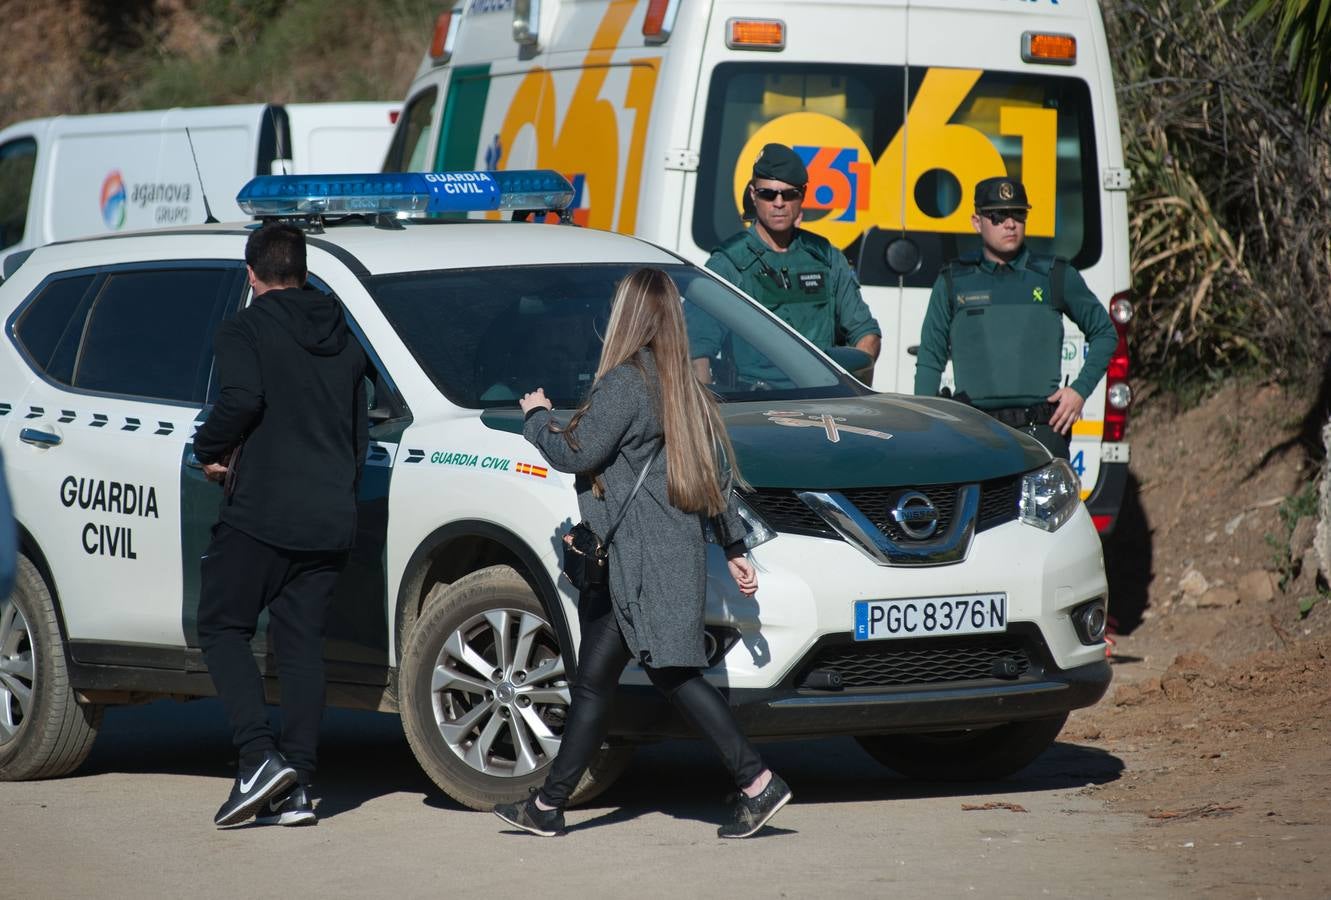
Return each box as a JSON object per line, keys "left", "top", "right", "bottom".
{"left": 693, "top": 143, "right": 881, "bottom": 387}
{"left": 914, "top": 177, "right": 1117, "bottom": 460}
{"left": 194, "top": 222, "right": 369, "bottom": 828}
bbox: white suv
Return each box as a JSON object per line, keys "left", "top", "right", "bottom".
{"left": 0, "top": 171, "right": 1110, "bottom": 809}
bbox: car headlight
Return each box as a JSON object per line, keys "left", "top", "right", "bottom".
{"left": 1019, "top": 460, "right": 1081, "bottom": 533}
{"left": 705, "top": 492, "right": 777, "bottom": 550}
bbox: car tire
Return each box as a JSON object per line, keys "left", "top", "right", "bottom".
{"left": 0, "top": 556, "right": 103, "bottom": 781}
{"left": 855, "top": 713, "right": 1068, "bottom": 781}
{"left": 399, "top": 564, "right": 632, "bottom": 811}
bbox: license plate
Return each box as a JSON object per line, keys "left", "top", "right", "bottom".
{"left": 853, "top": 594, "right": 1007, "bottom": 641}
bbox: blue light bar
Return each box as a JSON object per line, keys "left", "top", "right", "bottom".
{"left": 235, "top": 170, "right": 576, "bottom": 218}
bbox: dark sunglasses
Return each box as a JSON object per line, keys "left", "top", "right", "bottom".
{"left": 752, "top": 186, "right": 804, "bottom": 202}
{"left": 980, "top": 209, "right": 1028, "bottom": 226}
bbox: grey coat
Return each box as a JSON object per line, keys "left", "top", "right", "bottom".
{"left": 523, "top": 350, "right": 745, "bottom": 668}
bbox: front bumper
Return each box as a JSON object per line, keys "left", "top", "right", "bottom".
{"left": 607, "top": 623, "right": 1111, "bottom": 741}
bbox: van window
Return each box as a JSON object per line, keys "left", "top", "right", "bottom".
{"left": 367, "top": 263, "right": 852, "bottom": 409}
{"left": 73, "top": 267, "right": 241, "bottom": 403}
{"left": 0, "top": 137, "right": 38, "bottom": 251}
{"left": 383, "top": 88, "right": 438, "bottom": 172}
{"left": 13, "top": 274, "right": 98, "bottom": 382}
{"left": 693, "top": 63, "right": 1100, "bottom": 287}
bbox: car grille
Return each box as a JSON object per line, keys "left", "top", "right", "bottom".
{"left": 742, "top": 474, "right": 1022, "bottom": 542}
{"left": 798, "top": 636, "right": 1032, "bottom": 688}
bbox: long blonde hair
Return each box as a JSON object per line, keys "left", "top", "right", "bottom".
{"left": 566, "top": 268, "right": 741, "bottom": 516}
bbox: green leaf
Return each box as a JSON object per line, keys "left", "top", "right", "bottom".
{"left": 1298, "top": 595, "right": 1323, "bottom": 617}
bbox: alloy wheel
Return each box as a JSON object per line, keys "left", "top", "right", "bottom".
{"left": 0, "top": 598, "right": 36, "bottom": 744}
{"left": 430, "top": 607, "right": 570, "bottom": 777}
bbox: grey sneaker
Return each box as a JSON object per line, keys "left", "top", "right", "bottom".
{"left": 494, "top": 793, "right": 565, "bottom": 837}
{"left": 718, "top": 772, "right": 792, "bottom": 838}
{"left": 255, "top": 784, "right": 317, "bottom": 827}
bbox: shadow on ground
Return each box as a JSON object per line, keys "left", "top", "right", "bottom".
{"left": 75, "top": 699, "right": 1123, "bottom": 828}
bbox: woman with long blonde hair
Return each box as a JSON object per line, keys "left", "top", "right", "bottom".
{"left": 494, "top": 267, "right": 791, "bottom": 839}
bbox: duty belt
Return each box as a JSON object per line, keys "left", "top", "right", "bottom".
{"left": 986, "top": 402, "right": 1056, "bottom": 428}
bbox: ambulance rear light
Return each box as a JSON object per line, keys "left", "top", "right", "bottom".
{"left": 1022, "top": 32, "right": 1077, "bottom": 65}
{"left": 643, "top": 0, "right": 679, "bottom": 44}
{"left": 1103, "top": 290, "right": 1132, "bottom": 442}
{"left": 726, "top": 18, "right": 785, "bottom": 51}
{"left": 429, "top": 8, "right": 460, "bottom": 64}
{"left": 513, "top": 0, "right": 540, "bottom": 46}
{"left": 235, "top": 170, "right": 575, "bottom": 218}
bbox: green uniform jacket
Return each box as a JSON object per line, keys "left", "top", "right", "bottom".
{"left": 913, "top": 246, "right": 1117, "bottom": 410}
{"left": 698, "top": 228, "right": 880, "bottom": 383}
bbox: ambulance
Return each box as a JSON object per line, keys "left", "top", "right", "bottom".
{"left": 0, "top": 102, "right": 401, "bottom": 272}
{"left": 385, "top": 0, "right": 1134, "bottom": 532}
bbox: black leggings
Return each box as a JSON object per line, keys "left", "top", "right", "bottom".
{"left": 538, "top": 586, "right": 765, "bottom": 808}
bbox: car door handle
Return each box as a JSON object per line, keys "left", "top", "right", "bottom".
{"left": 19, "top": 427, "right": 62, "bottom": 447}
{"left": 907, "top": 344, "right": 919, "bottom": 357}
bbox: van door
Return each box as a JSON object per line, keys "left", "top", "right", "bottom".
{"left": 686, "top": 3, "right": 909, "bottom": 389}
{"left": 901, "top": 3, "right": 1106, "bottom": 489}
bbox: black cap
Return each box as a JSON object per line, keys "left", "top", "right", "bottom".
{"left": 751, "top": 143, "right": 808, "bottom": 186}
{"left": 974, "top": 176, "right": 1031, "bottom": 211}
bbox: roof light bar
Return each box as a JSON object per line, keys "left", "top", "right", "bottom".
{"left": 1022, "top": 32, "right": 1077, "bottom": 65}
{"left": 235, "top": 170, "right": 576, "bottom": 218}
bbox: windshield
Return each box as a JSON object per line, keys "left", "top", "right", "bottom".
{"left": 693, "top": 63, "right": 1101, "bottom": 287}
{"left": 367, "top": 263, "right": 856, "bottom": 409}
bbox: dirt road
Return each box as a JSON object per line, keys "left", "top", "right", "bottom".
{"left": 4, "top": 696, "right": 1179, "bottom": 900}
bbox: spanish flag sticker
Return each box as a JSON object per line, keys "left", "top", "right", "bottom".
{"left": 515, "top": 462, "right": 548, "bottom": 479}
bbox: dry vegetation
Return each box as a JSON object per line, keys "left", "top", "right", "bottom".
{"left": 0, "top": 0, "right": 435, "bottom": 130}
{"left": 1105, "top": 0, "right": 1331, "bottom": 392}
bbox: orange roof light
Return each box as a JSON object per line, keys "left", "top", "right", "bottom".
{"left": 1022, "top": 32, "right": 1076, "bottom": 65}
{"left": 429, "top": 9, "right": 459, "bottom": 64}
{"left": 643, "top": 0, "right": 679, "bottom": 44}
{"left": 727, "top": 18, "right": 785, "bottom": 51}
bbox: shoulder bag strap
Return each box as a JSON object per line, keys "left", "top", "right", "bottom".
{"left": 602, "top": 444, "right": 661, "bottom": 547}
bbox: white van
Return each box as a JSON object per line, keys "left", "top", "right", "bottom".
{"left": 0, "top": 102, "right": 401, "bottom": 271}
{"left": 385, "top": 0, "right": 1134, "bottom": 533}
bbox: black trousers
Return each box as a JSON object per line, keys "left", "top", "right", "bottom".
{"left": 198, "top": 523, "right": 346, "bottom": 782}
{"left": 1023, "top": 423, "right": 1071, "bottom": 461}
{"left": 538, "top": 585, "right": 765, "bottom": 808}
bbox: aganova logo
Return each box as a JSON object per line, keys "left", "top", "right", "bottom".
{"left": 100, "top": 171, "right": 127, "bottom": 229}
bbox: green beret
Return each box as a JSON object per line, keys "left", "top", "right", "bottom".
{"left": 752, "top": 143, "right": 808, "bottom": 186}
{"left": 974, "top": 176, "right": 1031, "bottom": 210}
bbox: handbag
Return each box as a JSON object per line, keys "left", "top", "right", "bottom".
{"left": 561, "top": 446, "right": 660, "bottom": 591}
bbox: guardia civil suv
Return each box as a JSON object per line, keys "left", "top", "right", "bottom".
{"left": 0, "top": 171, "right": 1110, "bottom": 809}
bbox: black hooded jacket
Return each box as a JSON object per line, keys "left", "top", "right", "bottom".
{"left": 194, "top": 285, "right": 368, "bottom": 552}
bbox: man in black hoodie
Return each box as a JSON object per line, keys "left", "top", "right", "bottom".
{"left": 194, "top": 223, "right": 368, "bottom": 828}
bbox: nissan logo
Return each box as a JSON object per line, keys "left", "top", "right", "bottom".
{"left": 891, "top": 491, "right": 940, "bottom": 540}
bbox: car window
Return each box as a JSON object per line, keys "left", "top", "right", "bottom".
{"left": 74, "top": 267, "right": 241, "bottom": 404}
{"left": 0, "top": 137, "right": 37, "bottom": 251}
{"left": 12, "top": 274, "right": 97, "bottom": 382}
{"left": 367, "top": 262, "right": 855, "bottom": 409}
{"left": 382, "top": 87, "right": 438, "bottom": 173}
